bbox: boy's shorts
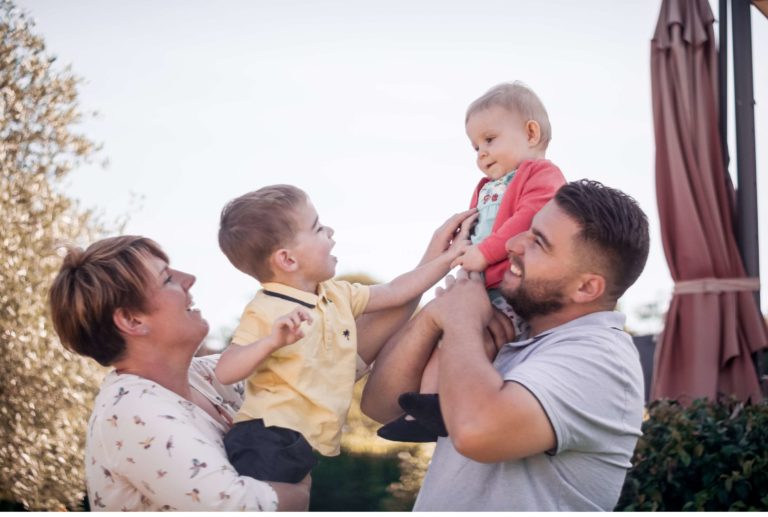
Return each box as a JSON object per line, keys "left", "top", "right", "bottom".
{"left": 224, "top": 419, "right": 317, "bottom": 483}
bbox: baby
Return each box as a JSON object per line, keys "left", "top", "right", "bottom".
{"left": 377, "top": 81, "right": 566, "bottom": 442}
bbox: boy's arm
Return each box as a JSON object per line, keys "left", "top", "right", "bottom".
{"left": 355, "top": 208, "right": 478, "bottom": 364}
{"left": 364, "top": 210, "right": 478, "bottom": 314}
{"left": 214, "top": 308, "right": 312, "bottom": 385}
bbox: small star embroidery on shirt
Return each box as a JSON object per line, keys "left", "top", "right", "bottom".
{"left": 186, "top": 489, "right": 201, "bottom": 502}
{"left": 139, "top": 436, "right": 154, "bottom": 449}
{"left": 342, "top": 329, "right": 350, "bottom": 340}
{"left": 166, "top": 436, "right": 174, "bottom": 457}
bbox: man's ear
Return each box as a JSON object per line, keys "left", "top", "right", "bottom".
{"left": 113, "top": 308, "right": 148, "bottom": 337}
{"left": 270, "top": 248, "right": 299, "bottom": 273}
{"left": 571, "top": 273, "right": 605, "bottom": 304}
{"left": 525, "top": 120, "right": 542, "bottom": 147}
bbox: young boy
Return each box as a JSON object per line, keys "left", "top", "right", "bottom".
{"left": 377, "top": 81, "right": 567, "bottom": 442}
{"left": 215, "top": 185, "right": 472, "bottom": 483}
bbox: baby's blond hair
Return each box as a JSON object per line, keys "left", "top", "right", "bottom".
{"left": 466, "top": 81, "right": 552, "bottom": 150}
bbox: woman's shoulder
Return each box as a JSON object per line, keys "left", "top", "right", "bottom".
{"left": 91, "top": 370, "right": 185, "bottom": 424}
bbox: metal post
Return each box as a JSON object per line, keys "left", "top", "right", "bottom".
{"left": 719, "top": 0, "right": 729, "bottom": 172}
{"left": 731, "top": 0, "right": 760, "bottom": 308}
{"left": 731, "top": 0, "right": 765, "bottom": 390}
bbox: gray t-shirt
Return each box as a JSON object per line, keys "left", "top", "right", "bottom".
{"left": 413, "top": 311, "right": 644, "bottom": 512}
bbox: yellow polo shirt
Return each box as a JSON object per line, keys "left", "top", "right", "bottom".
{"left": 230, "top": 280, "right": 370, "bottom": 456}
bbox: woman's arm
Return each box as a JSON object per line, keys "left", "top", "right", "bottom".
{"left": 90, "top": 380, "right": 286, "bottom": 511}
{"left": 269, "top": 475, "right": 311, "bottom": 511}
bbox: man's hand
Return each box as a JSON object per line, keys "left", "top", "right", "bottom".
{"left": 426, "top": 269, "right": 493, "bottom": 332}
{"left": 270, "top": 307, "right": 313, "bottom": 351}
{"left": 486, "top": 307, "right": 516, "bottom": 352}
{"left": 450, "top": 244, "right": 488, "bottom": 271}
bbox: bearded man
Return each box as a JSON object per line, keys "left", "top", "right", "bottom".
{"left": 361, "top": 179, "right": 650, "bottom": 511}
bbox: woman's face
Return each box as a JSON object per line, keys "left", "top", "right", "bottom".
{"left": 141, "top": 255, "right": 209, "bottom": 351}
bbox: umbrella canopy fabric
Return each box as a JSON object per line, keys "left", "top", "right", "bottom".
{"left": 650, "top": 0, "right": 767, "bottom": 402}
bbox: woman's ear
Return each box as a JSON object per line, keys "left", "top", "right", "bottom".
{"left": 525, "top": 120, "right": 542, "bottom": 147}
{"left": 113, "top": 308, "right": 148, "bottom": 337}
{"left": 571, "top": 273, "right": 605, "bottom": 304}
{"left": 270, "top": 248, "right": 299, "bottom": 274}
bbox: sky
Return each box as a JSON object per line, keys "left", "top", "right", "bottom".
{"left": 15, "top": 0, "right": 768, "bottom": 348}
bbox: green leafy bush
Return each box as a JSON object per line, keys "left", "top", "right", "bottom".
{"left": 617, "top": 398, "right": 768, "bottom": 511}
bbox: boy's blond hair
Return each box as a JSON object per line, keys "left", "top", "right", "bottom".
{"left": 466, "top": 81, "right": 552, "bottom": 150}
{"left": 218, "top": 184, "right": 308, "bottom": 281}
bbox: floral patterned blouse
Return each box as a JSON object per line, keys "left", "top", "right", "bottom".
{"left": 85, "top": 355, "right": 278, "bottom": 511}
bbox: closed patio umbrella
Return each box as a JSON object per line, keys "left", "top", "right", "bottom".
{"left": 650, "top": 0, "right": 767, "bottom": 402}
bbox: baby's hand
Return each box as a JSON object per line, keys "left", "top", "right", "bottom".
{"left": 450, "top": 244, "right": 488, "bottom": 271}
{"left": 270, "top": 307, "right": 313, "bottom": 350}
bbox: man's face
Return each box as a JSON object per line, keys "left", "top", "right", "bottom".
{"left": 499, "top": 200, "right": 582, "bottom": 321}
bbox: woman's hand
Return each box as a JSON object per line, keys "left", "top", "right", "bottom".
{"left": 270, "top": 473, "right": 311, "bottom": 511}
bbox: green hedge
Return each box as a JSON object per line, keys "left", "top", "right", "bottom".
{"left": 617, "top": 398, "right": 768, "bottom": 511}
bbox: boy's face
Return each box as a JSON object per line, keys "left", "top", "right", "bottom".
{"left": 289, "top": 199, "right": 337, "bottom": 286}
{"left": 466, "top": 105, "right": 540, "bottom": 180}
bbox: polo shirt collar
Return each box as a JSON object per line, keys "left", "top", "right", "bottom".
{"left": 260, "top": 282, "right": 319, "bottom": 309}
{"left": 506, "top": 310, "right": 626, "bottom": 349}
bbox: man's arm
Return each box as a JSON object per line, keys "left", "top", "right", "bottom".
{"left": 427, "top": 270, "right": 556, "bottom": 463}
{"left": 360, "top": 308, "right": 442, "bottom": 423}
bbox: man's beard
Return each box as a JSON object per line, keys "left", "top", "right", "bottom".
{"left": 501, "top": 276, "right": 566, "bottom": 321}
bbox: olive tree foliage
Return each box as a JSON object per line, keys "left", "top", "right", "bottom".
{"left": 0, "top": 1, "right": 109, "bottom": 509}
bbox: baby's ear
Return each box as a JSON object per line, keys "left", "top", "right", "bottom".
{"left": 271, "top": 248, "right": 298, "bottom": 273}
{"left": 525, "top": 120, "right": 542, "bottom": 147}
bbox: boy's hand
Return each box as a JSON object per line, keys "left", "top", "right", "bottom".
{"left": 423, "top": 209, "right": 478, "bottom": 261}
{"left": 270, "top": 307, "right": 313, "bottom": 350}
{"left": 450, "top": 244, "right": 488, "bottom": 271}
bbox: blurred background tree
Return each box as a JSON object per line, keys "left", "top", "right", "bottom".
{"left": 0, "top": 0, "right": 109, "bottom": 509}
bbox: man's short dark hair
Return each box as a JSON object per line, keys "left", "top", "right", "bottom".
{"left": 554, "top": 179, "right": 650, "bottom": 301}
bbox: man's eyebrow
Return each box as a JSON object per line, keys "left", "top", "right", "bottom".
{"left": 531, "top": 227, "right": 552, "bottom": 250}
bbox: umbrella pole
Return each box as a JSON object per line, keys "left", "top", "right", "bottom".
{"left": 719, "top": 0, "right": 729, "bottom": 172}
{"left": 731, "top": 0, "right": 766, "bottom": 389}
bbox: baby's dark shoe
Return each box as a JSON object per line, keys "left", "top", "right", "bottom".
{"left": 376, "top": 415, "right": 437, "bottom": 443}
{"left": 398, "top": 392, "right": 448, "bottom": 437}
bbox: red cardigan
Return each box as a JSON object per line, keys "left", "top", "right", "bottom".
{"left": 470, "top": 159, "right": 567, "bottom": 289}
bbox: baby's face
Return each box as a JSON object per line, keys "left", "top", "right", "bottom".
{"left": 466, "top": 106, "right": 539, "bottom": 180}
